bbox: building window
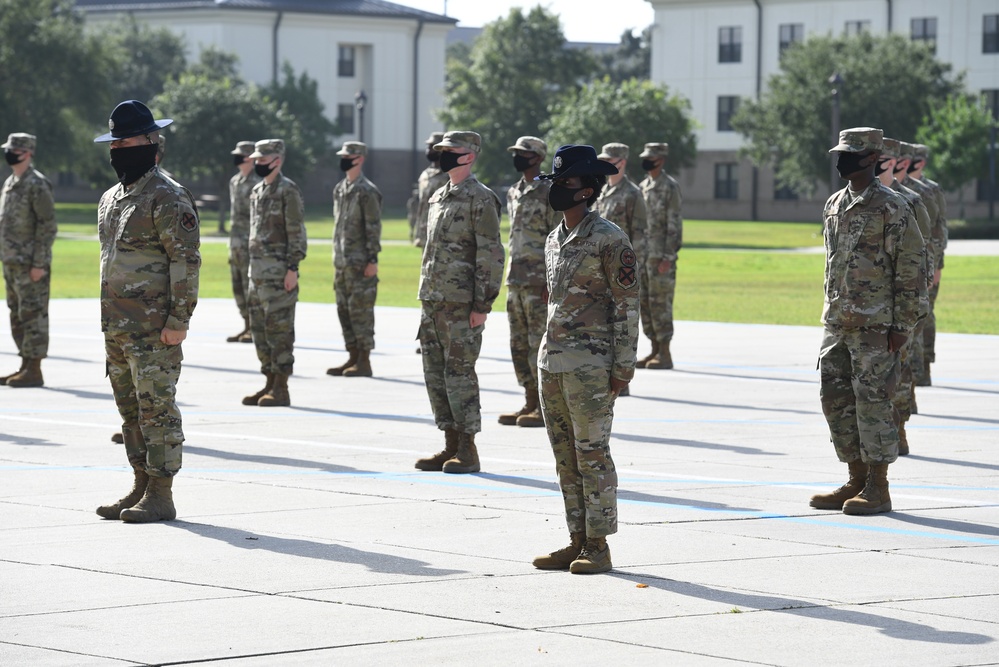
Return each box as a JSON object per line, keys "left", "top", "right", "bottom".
{"left": 774, "top": 184, "right": 798, "bottom": 201}
{"left": 984, "top": 89, "right": 999, "bottom": 119}
{"left": 719, "top": 27, "right": 742, "bottom": 63}
{"left": 911, "top": 17, "right": 937, "bottom": 53}
{"left": 779, "top": 23, "right": 804, "bottom": 55}
{"left": 337, "top": 104, "right": 354, "bottom": 134}
{"left": 985, "top": 15, "right": 999, "bottom": 54}
{"left": 714, "top": 163, "right": 739, "bottom": 200}
{"left": 338, "top": 45, "right": 356, "bottom": 78}
{"left": 844, "top": 20, "right": 870, "bottom": 36}
{"left": 717, "top": 96, "right": 740, "bottom": 132}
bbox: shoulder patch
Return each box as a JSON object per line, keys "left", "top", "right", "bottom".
{"left": 181, "top": 211, "right": 198, "bottom": 232}
{"left": 617, "top": 265, "right": 638, "bottom": 289}
{"left": 620, "top": 247, "right": 636, "bottom": 268}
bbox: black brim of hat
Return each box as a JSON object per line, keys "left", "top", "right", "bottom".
{"left": 537, "top": 158, "right": 619, "bottom": 180}
{"left": 93, "top": 119, "right": 173, "bottom": 143}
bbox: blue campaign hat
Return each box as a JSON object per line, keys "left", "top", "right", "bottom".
{"left": 537, "top": 144, "right": 618, "bottom": 181}
{"left": 93, "top": 100, "right": 173, "bottom": 143}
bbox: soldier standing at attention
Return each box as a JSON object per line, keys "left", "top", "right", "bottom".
{"left": 414, "top": 131, "right": 448, "bottom": 249}
{"left": 226, "top": 141, "right": 260, "bottom": 343}
{"left": 242, "top": 139, "right": 306, "bottom": 408}
{"left": 810, "top": 128, "right": 924, "bottom": 517}
{"left": 531, "top": 145, "right": 638, "bottom": 574}
{"left": 413, "top": 131, "right": 504, "bottom": 474}
{"left": 327, "top": 141, "right": 382, "bottom": 378}
{"left": 0, "top": 133, "right": 56, "bottom": 388}
{"left": 498, "top": 136, "right": 559, "bottom": 429}
{"left": 638, "top": 142, "right": 683, "bottom": 370}
{"left": 92, "top": 100, "right": 201, "bottom": 523}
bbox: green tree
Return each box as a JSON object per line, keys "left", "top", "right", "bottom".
{"left": 262, "top": 62, "right": 339, "bottom": 169}
{"left": 438, "top": 7, "right": 596, "bottom": 187}
{"left": 917, "top": 94, "right": 997, "bottom": 218}
{"left": 593, "top": 28, "right": 651, "bottom": 83}
{"left": 545, "top": 78, "right": 697, "bottom": 182}
{"left": 102, "top": 16, "right": 188, "bottom": 103}
{"left": 732, "top": 33, "right": 962, "bottom": 196}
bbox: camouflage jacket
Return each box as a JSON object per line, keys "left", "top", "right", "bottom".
{"left": 98, "top": 167, "right": 201, "bottom": 334}
{"left": 506, "top": 177, "right": 559, "bottom": 288}
{"left": 917, "top": 175, "right": 948, "bottom": 270}
{"left": 332, "top": 173, "right": 382, "bottom": 269}
{"left": 596, "top": 176, "right": 647, "bottom": 261}
{"left": 821, "top": 180, "right": 925, "bottom": 334}
{"left": 889, "top": 179, "right": 934, "bottom": 284}
{"left": 228, "top": 170, "right": 261, "bottom": 249}
{"left": 249, "top": 174, "right": 307, "bottom": 281}
{"left": 415, "top": 165, "right": 449, "bottom": 247}
{"left": 640, "top": 171, "right": 683, "bottom": 264}
{"left": 418, "top": 175, "right": 504, "bottom": 313}
{"left": 902, "top": 175, "right": 947, "bottom": 270}
{"left": 539, "top": 211, "right": 640, "bottom": 380}
{"left": 0, "top": 167, "right": 57, "bottom": 267}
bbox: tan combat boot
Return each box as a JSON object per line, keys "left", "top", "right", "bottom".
{"left": 809, "top": 460, "right": 869, "bottom": 510}
{"left": 635, "top": 340, "right": 660, "bottom": 369}
{"left": 258, "top": 373, "right": 290, "bottom": 407}
{"left": 6, "top": 358, "right": 43, "bottom": 387}
{"left": 842, "top": 464, "right": 892, "bottom": 515}
{"left": 111, "top": 432, "right": 124, "bottom": 444}
{"left": 442, "top": 432, "right": 480, "bottom": 474}
{"left": 120, "top": 476, "right": 176, "bottom": 522}
{"left": 498, "top": 386, "right": 535, "bottom": 425}
{"left": 532, "top": 532, "right": 585, "bottom": 570}
{"left": 227, "top": 318, "right": 250, "bottom": 343}
{"left": 515, "top": 388, "right": 544, "bottom": 428}
{"left": 414, "top": 429, "right": 459, "bottom": 471}
{"left": 645, "top": 341, "right": 673, "bottom": 369}
{"left": 327, "top": 347, "right": 358, "bottom": 376}
{"left": 343, "top": 349, "right": 372, "bottom": 377}
{"left": 242, "top": 373, "right": 274, "bottom": 405}
{"left": 0, "top": 358, "right": 27, "bottom": 385}
{"left": 569, "top": 536, "right": 612, "bottom": 574}
{"left": 96, "top": 465, "right": 149, "bottom": 519}
{"left": 898, "top": 422, "right": 910, "bottom": 456}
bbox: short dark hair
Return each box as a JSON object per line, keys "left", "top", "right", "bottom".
{"left": 581, "top": 174, "right": 606, "bottom": 207}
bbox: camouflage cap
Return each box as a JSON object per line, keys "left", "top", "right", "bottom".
{"left": 433, "top": 130, "right": 481, "bottom": 154}
{"left": 914, "top": 144, "right": 930, "bottom": 159}
{"left": 425, "top": 131, "right": 445, "bottom": 145}
{"left": 231, "top": 140, "right": 256, "bottom": 157}
{"left": 248, "top": 138, "right": 285, "bottom": 159}
{"left": 898, "top": 141, "right": 916, "bottom": 160}
{"left": 2, "top": 133, "right": 36, "bottom": 152}
{"left": 597, "top": 142, "right": 629, "bottom": 160}
{"left": 881, "top": 138, "right": 901, "bottom": 159}
{"left": 639, "top": 142, "right": 669, "bottom": 159}
{"left": 828, "top": 127, "right": 883, "bottom": 154}
{"left": 336, "top": 141, "right": 367, "bottom": 157}
{"left": 507, "top": 136, "right": 547, "bottom": 157}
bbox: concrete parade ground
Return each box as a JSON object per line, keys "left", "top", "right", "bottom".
{"left": 1, "top": 298, "right": 997, "bottom": 666}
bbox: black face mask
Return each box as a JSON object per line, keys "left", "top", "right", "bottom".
{"left": 109, "top": 143, "right": 158, "bottom": 185}
{"left": 893, "top": 162, "right": 908, "bottom": 175}
{"left": 835, "top": 152, "right": 870, "bottom": 179}
{"left": 4, "top": 150, "right": 25, "bottom": 166}
{"left": 641, "top": 159, "right": 658, "bottom": 172}
{"left": 548, "top": 184, "right": 585, "bottom": 211}
{"left": 426, "top": 149, "right": 440, "bottom": 163}
{"left": 255, "top": 161, "right": 276, "bottom": 178}
{"left": 875, "top": 159, "right": 892, "bottom": 176}
{"left": 438, "top": 151, "right": 463, "bottom": 173}
{"left": 513, "top": 155, "right": 535, "bottom": 173}
{"left": 233, "top": 155, "right": 246, "bottom": 167}
{"left": 339, "top": 157, "right": 359, "bottom": 172}
{"left": 908, "top": 159, "right": 923, "bottom": 174}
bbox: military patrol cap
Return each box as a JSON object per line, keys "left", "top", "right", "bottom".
{"left": 231, "top": 140, "right": 255, "bottom": 157}
{"left": 828, "top": 127, "right": 883, "bottom": 154}
{"left": 913, "top": 144, "right": 930, "bottom": 159}
{"left": 248, "top": 139, "right": 285, "bottom": 158}
{"left": 425, "top": 131, "right": 445, "bottom": 145}
{"left": 597, "top": 142, "right": 629, "bottom": 160}
{"left": 898, "top": 141, "right": 916, "bottom": 160}
{"left": 507, "top": 136, "right": 547, "bottom": 158}
{"left": 94, "top": 100, "right": 173, "bottom": 143}
{"left": 639, "top": 142, "right": 669, "bottom": 159}
{"left": 537, "top": 144, "right": 619, "bottom": 181}
{"left": 336, "top": 141, "right": 367, "bottom": 157}
{"left": 881, "top": 138, "right": 901, "bottom": 159}
{"left": 433, "top": 131, "right": 481, "bottom": 154}
{"left": 2, "top": 133, "right": 36, "bottom": 152}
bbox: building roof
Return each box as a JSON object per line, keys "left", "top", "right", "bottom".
{"left": 75, "top": 0, "right": 456, "bottom": 23}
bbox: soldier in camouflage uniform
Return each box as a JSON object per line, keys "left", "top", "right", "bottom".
{"left": 226, "top": 140, "right": 260, "bottom": 343}
{"left": 638, "top": 142, "right": 683, "bottom": 370}
{"left": 531, "top": 145, "right": 638, "bottom": 575}
{"left": 0, "top": 133, "right": 56, "bottom": 388}
{"left": 498, "top": 136, "right": 559, "bottom": 429}
{"left": 92, "top": 100, "right": 201, "bottom": 523}
{"left": 413, "top": 131, "right": 504, "bottom": 474}
{"left": 327, "top": 141, "right": 382, "bottom": 378}
{"left": 810, "top": 128, "right": 925, "bottom": 517}
{"left": 414, "top": 131, "right": 448, "bottom": 248}
{"left": 242, "top": 139, "right": 307, "bottom": 408}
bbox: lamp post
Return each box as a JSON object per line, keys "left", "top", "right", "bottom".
{"left": 829, "top": 72, "right": 844, "bottom": 195}
{"left": 355, "top": 89, "right": 368, "bottom": 143}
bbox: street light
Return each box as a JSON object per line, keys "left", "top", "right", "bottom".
{"left": 355, "top": 89, "right": 368, "bottom": 143}
{"left": 829, "top": 72, "right": 844, "bottom": 195}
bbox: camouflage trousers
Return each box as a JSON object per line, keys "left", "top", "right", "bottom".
{"left": 3, "top": 263, "right": 50, "bottom": 359}
{"left": 229, "top": 244, "right": 251, "bottom": 321}
{"left": 539, "top": 367, "right": 618, "bottom": 537}
{"left": 891, "top": 335, "right": 915, "bottom": 423}
{"left": 248, "top": 279, "right": 298, "bottom": 375}
{"left": 819, "top": 327, "right": 900, "bottom": 465}
{"left": 908, "top": 316, "right": 927, "bottom": 385}
{"left": 506, "top": 285, "right": 547, "bottom": 389}
{"left": 334, "top": 265, "right": 378, "bottom": 351}
{"left": 923, "top": 280, "right": 940, "bottom": 364}
{"left": 640, "top": 262, "right": 676, "bottom": 343}
{"left": 418, "top": 301, "right": 483, "bottom": 434}
{"left": 105, "top": 330, "right": 184, "bottom": 477}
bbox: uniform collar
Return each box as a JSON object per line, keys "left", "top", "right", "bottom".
{"left": 115, "top": 166, "right": 159, "bottom": 201}
{"left": 561, "top": 210, "right": 600, "bottom": 245}
{"left": 442, "top": 174, "right": 478, "bottom": 198}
